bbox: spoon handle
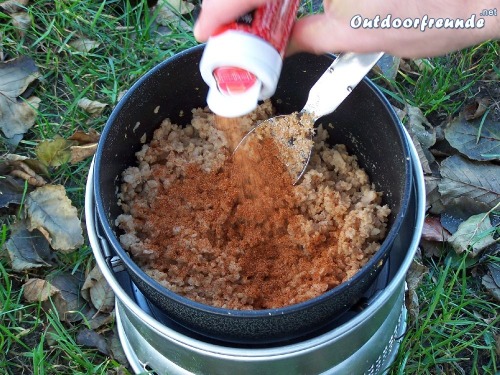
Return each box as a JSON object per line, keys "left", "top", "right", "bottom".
{"left": 303, "top": 52, "right": 384, "bottom": 121}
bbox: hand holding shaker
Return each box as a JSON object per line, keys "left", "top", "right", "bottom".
{"left": 199, "top": 0, "right": 300, "bottom": 117}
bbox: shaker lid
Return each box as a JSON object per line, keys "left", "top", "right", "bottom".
{"left": 207, "top": 67, "right": 262, "bottom": 117}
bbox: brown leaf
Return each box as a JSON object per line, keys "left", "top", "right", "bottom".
{"left": 108, "top": 328, "right": 129, "bottom": 365}
{"left": 407, "top": 106, "right": 436, "bottom": 149}
{"left": 408, "top": 130, "right": 432, "bottom": 174}
{"left": 77, "top": 98, "right": 107, "bottom": 115}
{"left": 23, "top": 278, "right": 58, "bottom": 302}
{"left": 0, "top": 0, "right": 29, "bottom": 14}
{"left": 425, "top": 175, "right": 445, "bottom": 214}
{"left": 461, "top": 97, "right": 490, "bottom": 121}
{"left": 444, "top": 113, "right": 499, "bottom": 161}
{"left": 439, "top": 155, "right": 500, "bottom": 209}
{"left": 35, "top": 136, "right": 73, "bottom": 167}
{"left": 422, "top": 216, "right": 451, "bottom": 242}
{"left": 420, "top": 239, "right": 444, "bottom": 258}
{"left": 25, "top": 184, "right": 84, "bottom": 252}
{"left": 405, "top": 258, "right": 428, "bottom": 322}
{"left": 412, "top": 58, "right": 435, "bottom": 73}
{"left": 86, "top": 309, "right": 115, "bottom": 330}
{"left": 69, "top": 38, "right": 101, "bottom": 53}
{"left": 0, "top": 56, "right": 40, "bottom": 144}
{"left": 2, "top": 154, "right": 47, "bottom": 187}
{"left": 482, "top": 274, "right": 500, "bottom": 302}
{"left": 82, "top": 266, "right": 115, "bottom": 313}
{"left": 0, "top": 175, "right": 26, "bottom": 209}
{"left": 11, "top": 11, "right": 31, "bottom": 37}
{"left": 70, "top": 143, "right": 98, "bottom": 164}
{"left": 375, "top": 55, "right": 400, "bottom": 81}
{"left": 154, "top": 0, "right": 193, "bottom": 30}
{"left": 448, "top": 212, "right": 496, "bottom": 257}
{"left": 76, "top": 329, "right": 109, "bottom": 355}
{"left": 68, "top": 128, "right": 101, "bottom": 144}
{"left": 5, "top": 221, "right": 53, "bottom": 271}
{"left": 44, "top": 272, "right": 88, "bottom": 322}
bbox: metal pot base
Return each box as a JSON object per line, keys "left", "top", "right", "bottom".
{"left": 116, "top": 291, "right": 407, "bottom": 375}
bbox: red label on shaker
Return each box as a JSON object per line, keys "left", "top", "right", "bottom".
{"left": 213, "top": 67, "right": 258, "bottom": 95}
{"left": 213, "top": 0, "right": 299, "bottom": 56}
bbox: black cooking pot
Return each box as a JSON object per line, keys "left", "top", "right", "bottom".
{"left": 94, "top": 45, "right": 412, "bottom": 344}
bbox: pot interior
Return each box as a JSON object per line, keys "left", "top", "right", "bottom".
{"left": 96, "top": 46, "right": 409, "bottom": 235}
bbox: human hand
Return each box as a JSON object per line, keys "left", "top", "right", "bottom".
{"left": 194, "top": 0, "right": 500, "bottom": 58}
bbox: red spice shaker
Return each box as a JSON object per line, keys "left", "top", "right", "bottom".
{"left": 199, "top": 0, "right": 300, "bottom": 118}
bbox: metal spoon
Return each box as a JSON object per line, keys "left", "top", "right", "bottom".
{"left": 235, "top": 52, "right": 384, "bottom": 184}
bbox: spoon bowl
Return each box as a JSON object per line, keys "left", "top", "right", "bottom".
{"left": 235, "top": 52, "right": 384, "bottom": 183}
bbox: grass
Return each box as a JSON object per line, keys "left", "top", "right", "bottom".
{"left": 375, "top": 41, "right": 500, "bottom": 117}
{"left": 390, "top": 251, "right": 499, "bottom": 374}
{"left": 1, "top": 1, "right": 499, "bottom": 374}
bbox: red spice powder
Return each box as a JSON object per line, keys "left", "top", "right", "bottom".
{"left": 131, "top": 137, "right": 346, "bottom": 309}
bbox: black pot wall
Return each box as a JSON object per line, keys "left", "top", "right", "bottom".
{"left": 94, "top": 45, "right": 412, "bottom": 344}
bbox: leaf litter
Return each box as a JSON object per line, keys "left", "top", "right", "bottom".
{"left": 390, "top": 85, "right": 500, "bottom": 331}
{"left": 25, "top": 184, "right": 84, "bottom": 252}
{"left": 445, "top": 112, "right": 499, "bottom": 161}
{"left": 5, "top": 222, "right": 53, "bottom": 271}
{"left": 0, "top": 55, "right": 41, "bottom": 146}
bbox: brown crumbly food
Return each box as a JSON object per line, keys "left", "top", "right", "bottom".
{"left": 116, "top": 101, "right": 391, "bottom": 310}
{"left": 249, "top": 111, "right": 315, "bottom": 181}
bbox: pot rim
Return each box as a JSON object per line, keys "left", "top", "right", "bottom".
{"left": 93, "top": 45, "right": 414, "bottom": 318}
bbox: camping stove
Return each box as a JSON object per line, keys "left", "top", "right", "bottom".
{"left": 85, "top": 133, "right": 425, "bottom": 375}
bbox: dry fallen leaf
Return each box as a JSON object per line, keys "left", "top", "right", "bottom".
{"left": 374, "top": 54, "right": 401, "bottom": 81}
{"left": 425, "top": 175, "right": 445, "bottom": 214}
{"left": 0, "top": 56, "right": 41, "bottom": 146}
{"left": 448, "top": 212, "right": 496, "bottom": 257}
{"left": 78, "top": 97, "right": 107, "bottom": 115}
{"left": 5, "top": 221, "right": 53, "bottom": 271}
{"left": 445, "top": 113, "right": 499, "bottom": 161}
{"left": 25, "top": 184, "right": 84, "bottom": 252}
{"left": 0, "top": 0, "right": 30, "bottom": 13}
{"left": 23, "top": 278, "right": 58, "bottom": 303}
{"left": 412, "top": 58, "right": 435, "bottom": 73}
{"left": 82, "top": 265, "right": 115, "bottom": 313}
{"left": 0, "top": 175, "right": 26, "bottom": 209}
{"left": 482, "top": 273, "right": 500, "bottom": 302}
{"left": 108, "top": 327, "right": 129, "bottom": 365}
{"left": 439, "top": 155, "right": 500, "bottom": 209}
{"left": 422, "top": 216, "right": 451, "bottom": 242}
{"left": 460, "top": 97, "right": 490, "bottom": 121}
{"left": 43, "top": 272, "right": 89, "bottom": 322}
{"left": 85, "top": 309, "right": 115, "bottom": 330}
{"left": 3, "top": 154, "right": 47, "bottom": 186}
{"left": 76, "top": 328, "right": 109, "bottom": 355}
{"left": 10, "top": 11, "right": 31, "bottom": 37}
{"left": 407, "top": 106, "right": 436, "bottom": 149}
{"left": 68, "top": 128, "right": 100, "bottom": 163}
{"left": 35, "top": 136, "right": 73, "bottom": 167}
{"left": 405, "top": 258, "right": 428, "bottom": 322}
{"left": 69, "top": 38, "right": 101, "bottom": 53}
{"left": 68, "top": 128, "right": 101, "bottom": 144}
{"left": 157, "top": 0, "right": 194, "bottom": 15}
{"left": 70, "top": 143, "right": 98, "bottom": 164}
{"left": 154, "top": 0, "right": 193, "bottom": 30}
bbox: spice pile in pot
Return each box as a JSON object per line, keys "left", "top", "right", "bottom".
{"left": 115, "top": 101, "right": 390, "bottom": 310}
